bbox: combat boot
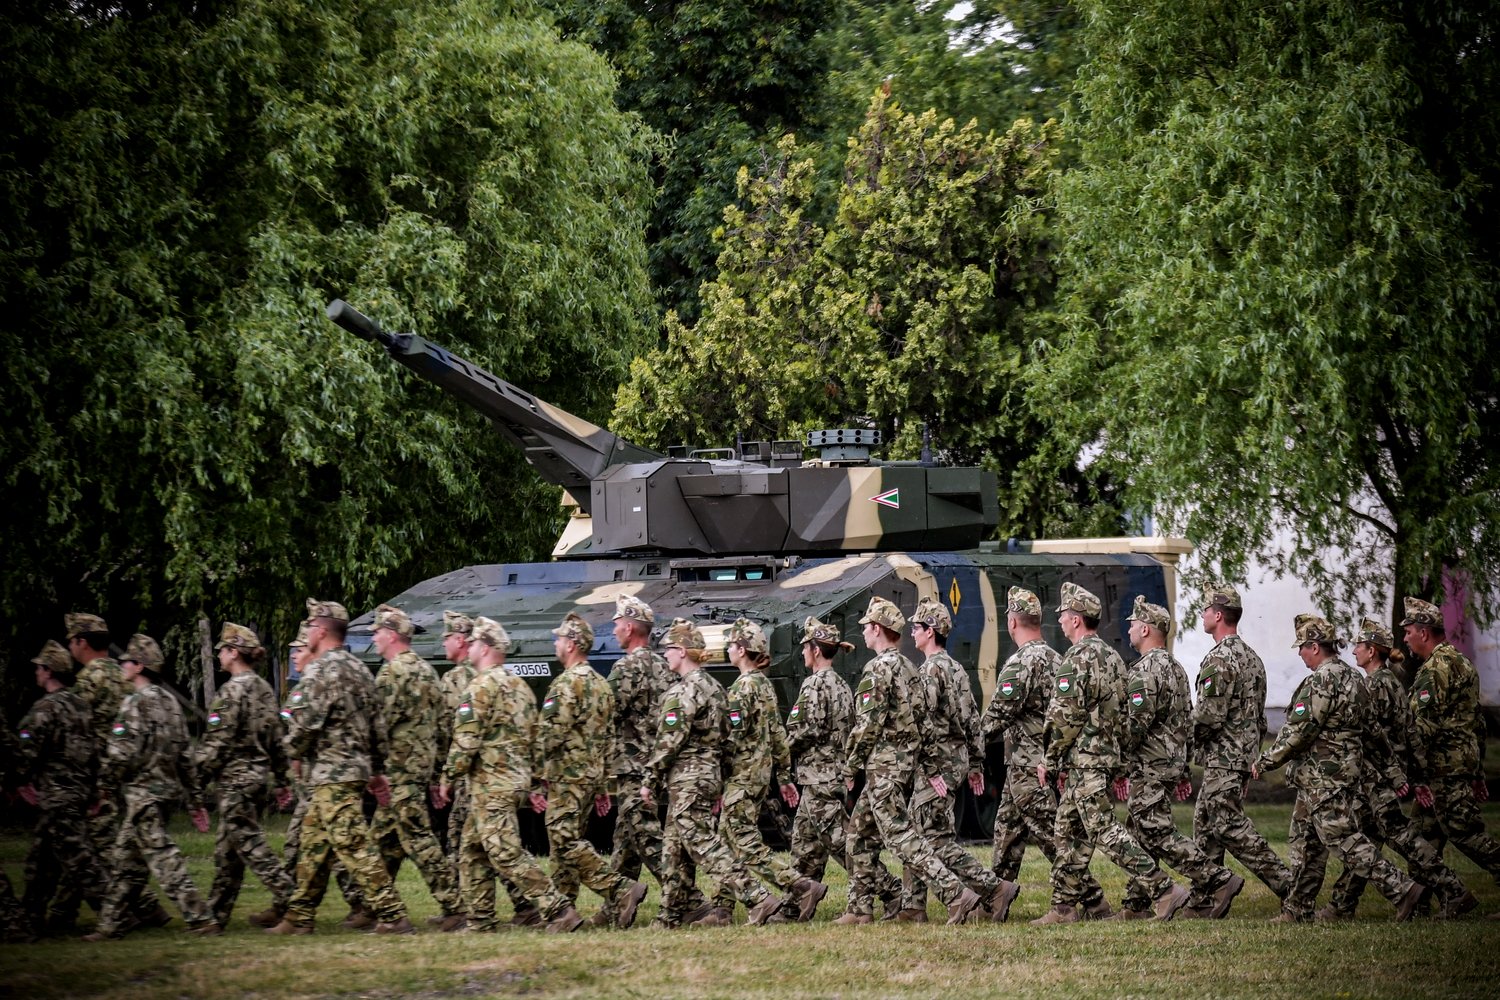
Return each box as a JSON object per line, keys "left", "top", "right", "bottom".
{"left": 945, "top": 887, "right": 983, "bottom": 925}
{"left": 1176, "top": 902, "right": 1214, "bottom": 920}
{"left": 80, "top": 930, "right": 122, "bottom": 943}
{"left": 790, "top": 878, "right": 828, "bottom": 922}
{"left": 1103, "top": 906, "right": 1152, "bottom": 921}
{"left": 512, "top": 906, "right": 544, "bottom": 928}
{"left": 893, "top": 908, "right": 929, "bottom": 923}
{"left": 986, "top": 880, "right": 1021, "bottom": 923}
{"left": 765, "top": 912, "right": 795, "bottom": 924}
{"left": 747, "top": 894, "right": 785, "bottom": 926}
{"left": 691, "top": 907, "right": 733, "bottom": 927}
{"left": 616, "top": 881, "right": 649, "bottom": 930}
{"left": 682, "top": 902, "right": 716, "bottom": 926}
{"left": 186, "top": 921, "right": 223, "bottom": 936}
{"left": 582, "top": 909, "right": 613, "bottom": 929}
{"left": 1151, "top": 884, "right": 1191, "bottom": 921}
{"left": 341, "top": 907, "right": 375, "bottom": 930}
{"left": 264, "top": 919, "right": 314, "bottom": 935}
{"left": 435, "top": 913, "right": 467, "bottom": 932}
{"left": 1030, "top": 905, "right": 1080, "bottom": 926}
{"left": 1313, "top": 905, "right": 1352, "bottom": 922}
{"left": 247, "top": 906, "right": 285, "bottom": 929}
{"left": 1267, "top": 911, "right": 1304, "bottom": 924}
{"left": 1208, "top": 874, "right": 1246, "bottom": 919}
{"left": 832, "top": 911, "right": 873, "bottom": 925}
{"left": 1436, "top": 890, "right": 1478, "bottom": 920}
{"left": 373, "top": 916, "right": 415, "bottom": 935}
{"left": 544, "top": 906, "right": 583, "bottom": 934}
{"left": 1082, "top": 898, "right": 1114, "bottom": 920}
{"left": 1393, "top": 882, "right": 1431, "bottom": 923}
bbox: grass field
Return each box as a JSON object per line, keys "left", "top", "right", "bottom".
{"left": 2, "top": 801, "right": 1498, "bottom": 999}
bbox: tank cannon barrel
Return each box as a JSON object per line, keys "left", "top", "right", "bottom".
{"left": 327, "top": 300, "right": 663, "bottom": 514}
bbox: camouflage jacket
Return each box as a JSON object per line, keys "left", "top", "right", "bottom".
{"left": 536, "top": 662, "right": 614, "bottom": 788}
{"left": 1354, "top": 667, "right": 1411, "bottom": 790}
{"left": 73, "top": 655, "right": 130, "bottom": 750}
{"left": 100, "top": 683, "right": 202, "bottom": 808}
{"left": 845, "top": 648, "right": 930, "bottom": 781}
{"left": 980, "top": 639, "right": 1059, "bottom": 772}
{"left": 283, "top": 648, "right": 387, "bottom": 787}
{"left": 1119, "top": 647, "right": 1193, "bottom": 782}
{"left": 1191, "top": 634, "right": 1270, "bottom": 771}
{"left": 608, "top": 646, "right": 674, "bottom": 781}
{"left": 377, "top": 650, "right": 444, "bottom": 786}
{"left": 917, "top": 650, "right": 984, "bottom": 786}
{"left": 17, "top": 689, "right": 95, "bottom": 808}
{"left": 1256, "top": 659, "right": 1367, "bottom": 792}
{"left": 197, "top": 671, "right": 288, "bottom": 789}
{"left": 787, "top": 667, "right": 854, "bottom": 785}
{"left": 643, "top": 667, "right": 728, "bottom": 798}
{"left": 437, "top": 662, "right": 477, "bottom": 769}
{"left": 722, "top": 670, "right": 792, "bottom": 801}
{"left": 1410, "top": 643, "right": 1482, "bottom": 779}
{"left": 1043, "top": 634, "right": 1128, "bottom": 772}
{"left": 444, "top": 667, "right": 536, "bottom": 798}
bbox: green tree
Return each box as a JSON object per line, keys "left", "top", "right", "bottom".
{"left": 1036, "top": 0, "right": 1500, "bottom": 622}
{"left": 0, "top": 0, "right": 657, "bottom": 689}
{"left": 613, "top": 89, "right": 1109, "bottom": 538}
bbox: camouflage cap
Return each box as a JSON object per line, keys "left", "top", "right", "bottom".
{"left": 612, "top": 594, "right": 655, "bottom": 626}
{"left": 1292, "top": 613, "right": 1342, "bottom": 648}
{"left": 288, "top": 621, "right": 312, "bottom": 649}
{"left": 442, "top": 610, "right": 474, "bottom": 637}
{"left": 371, "top": 603, "right": 414, "bottom": 638}
{"left": 1399, "top": 597, "right": 1443, "bottom": 628}
{"left": 121, "top": 634, "right": 164, "bottom": 669}
{"left": 1006, "top": 587, "right": 1041, "bottom": 617}
{"left": 1055, "top": 582, "right": 1102, "bottom": 618}
{"left": 64, "top": 612, "right": 108, "bottom": 640}
{"left": 727, "top": 618, "right": 769, "bottom": 655}
{"left": 215, "top": 622, "right": 261, "bottom": 652}
{"left": 31, "top": 639, "right": 74, "bottom": 678}
{"left": 1203, "top": 584, "right": 1242, "bottom": 611}
{"left": 1126, "top": 595, "right": 1171, "bottom": 635}
{"left": 306, "top": 598, "right": 349, "bottom": 623}
{"left": 857, "top": 595, "right": 906, "bottom": 632}
{"left": 1356, "top": 616, "right": 1395, "bottom": 649}
{"left": 909, "top": 596, "right": 953, "bottom": 636}
{"left": 471, "top": 616, "right": 511, "bottom": 653}
{"left": 660, "top": 618, "right": 706, "bottom": 650}
{"left": 551, "top": 611, "right": 595, "bottom": 651}
{"left": 799, "top": 616, "right": 854, "bottom": 652}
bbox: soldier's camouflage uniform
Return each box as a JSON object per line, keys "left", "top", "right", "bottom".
{"left": 712, "top": 669, "right": 800, "bottom": 909}
{"left": 1118, "top": 646, "right": 1235, "bottom": 912}
{"left": 94, "top": 682, "right": 214, "bottom": 934}
{"left": 17, "top": 680, "right": 108, "bottom": 931}
{"left": 645, "top": 666, "right": 774, "bottom": 925}
{"left": 439, "top": 660, "right": 477, "bottom": 867}
{"left": 1255, "top": 655, "right": 1416, "bottom": 920}
{"left": 537, "top": 661, "right": 634, "bottom": 908}
{"left": 197, "top": 670, "right": 296, "bottom": 925}
{"left": 371, "top": 649, "right": 462, "bottom": 915}
{"left": 0, "top": 725, "right": 28, "bottom": 939}
{"left": 1188, "top": 635, "right": 1292, "bottom": 906}
{"left": 1043, "top": 634, "right": 1174, "bottom": 907}
{"left": 445, "top": 667, "right": 570, "bottom": 929}
{"left": 843, "top": 647, "right": 971, "bottom": 917}
{"left": 607, "top": 646, "right": 683, "bottom": 894}
{"left": 1407, "top": 640, "right": 1500, "bottom": 884}
{"left": 282, "top": 649, "right": 406, "bottom": 926}
{"left": 1329, "top": 660, "right": 1469, "bottom": 914}
{"left": 904, "top": 648, "right": 998, "bottom": 913}
{"left": 786, "top": 668, "right": 866, "bottom": 886}
{"left": 981, "top": 639, "right": 1105, "bottom": 901}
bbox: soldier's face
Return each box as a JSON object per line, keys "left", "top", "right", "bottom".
{"left": 801, "top": 641, "right": 816, "bottom": 669}
{"left": 1201, "top": 607, "right": 1219, "bottom": 634}
{"left": 444, "top": 633, "right": 468, "bottom": 662}
{"left": 613, "top": 618, "right": 633, "bottom": 645}
{"left": 1402, "top": 623, "right": 1433, "bottom": 656}
{"left": 1296, "top": 642, "right": 1320, "bottom": 670}
{"left": 663, "top": 645, "right": 685, "bottom": 674}
{"left": 121, "top": 658, "right": 142, "bottom": 681}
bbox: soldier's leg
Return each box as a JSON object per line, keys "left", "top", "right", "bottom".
{"left": 991, "top": 777, "right": 1028, "bottom": 882}
{"left": 1130, "top": 780, "right": 1232, "bottom": 903}
{"left": 866, "top": 770, "right": 967, "bottom": 908}
{"left": 446, "top": 779, "right": 470, "bottom": 871}
{"left": 387, "top": 782, "right": 462, "bottom": 916}
{"left": 547, "top": 782, "right": 630, "bottom": 907}
{"left": 1431, "top": 775, "right": 1500, "bottom": 883}
{"left": 284, "top": 790, "right": 336, "bottom": 927}
{"left": 1282, "top": 792, "right": 1328, "bottom": 921}
{"left": 209, "top": 792, "right": 247, "bottom": 926}
{"left": 1072, "top": 770, "right": 1172, "bottom": 901}
{"left": 1371, "top": 789, "right": 1470, "bottom": 906}
{"left": 843, "top": 790, "right": 883, "bottom": 917}
{"left": 1318, "top": 788, "right": 1416, "bottom": 907}
{"left": 1048, "top": 778, "right": 1095, "bottom": 908}
{"left": 1119, "top": 787, "right": 1156, "bottom": 913}
{"left": 789, "top": 782, "right": 845, "bottom": 881}
{"left": 282, "top": 793, "right": 306, "bottom": 879}
{"left": 368, "top": 793, "right": 407, "bottom": 883}
{"left": 93, "top": 808, "right": 152, "bottom": 937}
{"left": 476, "top": 794, "right": 571, "bottom": 922}
{"left": 673, "top": 788, "right": 772, "bottom": 911}
{"left": 135, "top": 800, "right": 212, "bottom": 927}
{"left": 1190, "top": 767, "right": 1290, "bottom": 908}
{"left": 459, "top": 807, "right": 500, "bottom": 931}
{"left": 1328, "top": 790, "right": 1381, "bottom": 916}
{"left": 716, "top": 790, "right": 801, "bottom": 912}
{"left": 0, "top": 872, "right": 27, "bottom": 942}
{"left": 321, "top": 782, "right": 407, "bottom": 924}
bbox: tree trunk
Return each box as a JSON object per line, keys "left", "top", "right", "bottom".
{"left": 199, "top": 617, "right": 216, "bottom": 708}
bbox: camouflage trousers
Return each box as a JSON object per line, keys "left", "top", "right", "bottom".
{"left": 545, "top": 781, "right": 630, "bottom": 907}
{"left": 285, "top": 787, "right": 365, "bottom": 912}
{"left": 449, "top": 777, "right": 536, "bottom": 919}
{"left": 21, "top": 794, "right": 107, "bottom": 931}
{"left": 904, "top": 784, "right": 998, "bottom": 912}
{"left": 1052, "top": 768, "right": 1169, "bottom": 907}
{"left": 461, "top": 787, "right": 569, "bottom": 930}
{"left": 0, "top": 871, "right": 26, "bottom": 939}
{"left": 1188, "top": 767, "right": 1292, "bottom": 907}
{"left": 285, "top": 781, "right": 405, "bottom": 926}
{"left": 96, "top": 793, "right": 211, "bottom": 935}
{"left": 1121, "top": 778, "right": 1232, "bottom": 911}
{"left": 1330, "top": 778, "right": 1468, "bottom": 914}
{"left": 51, "top": 793, "right": 159, "bottom": 929}
{"left": 371, "top": 782, "right": 462, "bottom": 915}
{"left": 659, "top": 764, "right": 770, "bottom": 925}
{"left": 1419, "top": 775, "right": 1500, "bottom": 884}
{"left": 846, "top": 768, "right": 967, "bottom": 916}
{"left": 1283, "top": 785, "right": 1413, "bottom": 920}
{"left": 789, "top": 780, "right": 853, "bottom": 882}
{"left": 209, "top": 782, "right": 294, "bottom": 925}
{"left": 712, "top": 783, "right": 801, "bottom": 910}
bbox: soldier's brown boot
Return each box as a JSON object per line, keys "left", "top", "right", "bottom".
{"left": 1437, "top": 890, "right": 1478, "bottom": 920}
{"left": 186, "top": 921, "right": 223, "bottom": 936}
{"left": 80, "top": 931, "right": 120, "bottom": 943}
{"left": 373, "top": 916, "right": 415, "bottom": 935}
{"left": 691, "top": 907, "right": 733, "bottom": 927}
{"left": 1393, "top": 882, "right": 1431, "bottom": 923}
{"left": 832, "top": 911, "right": 873, "bottom": 925}
{"left": 1267, "top": 910, "right": 1304, "bottom": 924}
{"left": 945, "top": 887, "right": 983, "bottom": 925}
{"left": 1176, "top": 902, "right": 1214, "bottom": 920}
{"left": 1082, "top": 898, "right": 1114, "bottom": 920}
{"left": 765, "top": 912, "right": 795, "bottom": 924}
{"left": 1030, "top": 905, "right": 1080, "bottom": 926}
{"left": 544, "top": 906, "right": 583, "bottom": 934}
{"left": 747, "top": 894, "right": 784, "bottom": 927}
{"left": 435, "top": 913, "right": 467, "bottom": 932}
{"left": 791, "top": 879, "right": 828, "bottom": 922}
{"left": 1208, "top": 874, "right": 1246, "bottom": 919}
{"left": 682, "top": 902, "right": 715, "bottom": 926}
{"left": 582, "top": 909, "right": 614, "bottom": 929}
{"left": 247, "top": 906, "right": 285, "bottom": 929}
{"left": 1313, "top": 905, "right": 1352, "bottom": 923}
{"left": 512, "top": 906, "right": 544, "bottom": 928}
{"left": 1104, "top": 906, "right": 1152, "bottom": 921}
{"left": 894, "top": 908, "right": 929, "bottom": 923}
{"left": 264, "top": 919, "right": 314, "bottom": 935}
{"left": 616, "top": 881, "right": 649, "bottom": 930}
{"left": 1151, "top": 884, "right": 1191, "bottom": 921}
{"left": 986, "top": 880, "right": 1021, "bottom": 923}
{"left": 340, "top": 907, "right": 375, "bottom": 930}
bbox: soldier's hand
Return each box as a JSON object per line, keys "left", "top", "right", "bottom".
{"left": 1174, "top": 779, "right": 1193, "bottom": 802}
{"left": 780, "top": 783, "right": 800, "bottom": 809}
{"left": 1414, "top": 785, "right": 1435, "bottom": 808}
{"left": 1396, "top": 782, "right": 1411, "bottom": 800}
{"left": 1474, "top": 779, "right": 1490, "bottom": 803}
{"left": 529, "top": 791, "right": 548, "bottom": 813}
{"left": 967, "top": 770, "right": 984, "bottom": 796}
{"left": 1249, "top": 765, "right": 1260, "bottom": 781}
{"left": 594, "top": 794, "right": 612, "bottom": 817}
{"left": 640, "top": 786, "right": 656, "bottom": 808}
{"left": 432, "top": 784, "right": 451, "bottom": 809}
{"left": 846, "top": 778, "right": 855, "bottom": 792}
{"left": 927, "top": 775, "right": 948, "bottom": 799}
{"left": 190, "top": 807, "right": 210, "bottom": 833}
{"left": 17, "top": 784, "right": 38, "bottom": 807}
{"left": 1112, "top": 776, "right": 1130, "bottom": 801}
{"left": 368, "top": 774, "right": 392, "bottom": 807}
{"left": 291, "top": 760, "right": 302, "bottom": 780}
{"left": 274, "top": 786, "right": 294, "bottom": 810}
{"left": 1057, "top": 771, "right": 1067, "bottom": 791}
{"left": 88, "top": 796, "right": 104, "bottom": 816}
{"left": 1036, "top": 763, "right": 1049, "bottom": 789}
{"left": 712, "top": 796, "right": 722, "bottom": 816}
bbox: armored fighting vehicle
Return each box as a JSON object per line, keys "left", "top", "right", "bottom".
{"left": 328, "top": 301, "right": 1191, "bottom": 835}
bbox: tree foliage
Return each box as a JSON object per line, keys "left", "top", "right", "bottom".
{"left": 0, "top": 0, "right": 657, "bottom": 689}
{"left": 1036, "top": 0, "right": 1500, "bottom": 622}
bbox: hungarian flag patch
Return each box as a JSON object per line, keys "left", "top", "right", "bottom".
{"left": 1000, "top": 681, "right": 1016, "bottom": 698}
{"left": 111, "top": 721, "right": 128, "bottom": 737}
{"left": 1417, "top": 689, "right": 1431, "bottom": 706}
{"left": 207, "top": 711, "right": 223, "bottom": 729}
{"left": 788, "top": 703, "right": 801, "bottom": 722}
{"left": 1129, "top": 691, "right": 1144, "bottom": 708}
{"left": 663, "top": 709, "right": 680, "bottom": 728}
{"left": 1056, "top": 675, "right": 1074, "bottom": 694}
{"left": 1292, "top": 701, "right": 1308, "bottom": 718}
{"left": 728, "top": 709, "right": 742, "bottom": 728}
{"left": 457, "top": 703, "right": 474, "bottom": 724}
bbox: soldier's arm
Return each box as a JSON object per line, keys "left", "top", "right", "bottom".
{"left": 785, "top": 678, "right": 816, "bottom": 757}
{"left": 1119, "top": 665, "right": 1157, "bottom": 759}
{"left": 1042, "top": 655, "right": 1087, "bottom": 771}
{"left": 641, "top": 689, "right": 691, "bottom": 798}
{"left": 1190, "top": 650, "right": 1232, "bottom": 745}
{"left": 1409, "top": 665, "right": 1444, "bottom": 755}
{"left": 15, "top": 705, "right": 47, "bottom": 784}
{"left": 765, "top": 684, "right": 793, "bottom": 786}
{"left": 843, "top": 664, "right": 883, "bottom": 780}
{"left": 195, "top": 690, "right": 236, "bottom": 780}
{"left": 283, "top": 673, "right": 330, "bottom": 762}
{"left": 98, "top": 699, "right": 140, "bottom": 797}
{"left": 951, "top": 661, "right": 985, "bottom": 767}
{"left": 444, "top": 681, "right": 485, "bottom": 784}
{"left": 1256, "top": 676, "right": 1328, "bottom": 772}
{"left": 537, "top": 676, "right": 575, "bottom": 761}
